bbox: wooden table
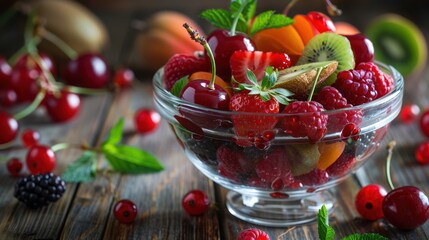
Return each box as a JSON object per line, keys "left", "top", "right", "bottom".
{"left": 2, "top": 2, "right": 429, "bottom": 239}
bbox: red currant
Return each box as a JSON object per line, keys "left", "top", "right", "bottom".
{"left": 45, "top": 91, "right": 81, "bottom": 122}
{"left": 9, "top": 66, "right": 40, "bottom": 103}
{"left": 237, "top": 228, "right": 270, "bottom": 240}
{"left": 114, "top": 68, "right": 134, "bottom": 88}
{"left": 15, "top": 52, "right": 56, "bottom": 75}
{"left": 416, "top": 141, "right": 429, "bottom": 164}
{"left": 26, "top": 145, "right": 56, "bottom": 174}
{"left": 0, "top": 111, "right": 19, "bottom": 144}
{"left": 21, "top": 129, "right": 41, "bottom": 148}
{"left": 134, "top": 108, "right": 161, "bottom": 134}
{"left": 399, "top": 104, "right": 420, "bottom": 124}
{"left": 6, "top": 158, "right": 23, "bottom": 177}
{"left": 383, "top": 186, "right": 429, "bottom": 230}
{"left": 182, "top": 189, "right": 209, "bottom": 216}
{"left": 354, "top": 184, "right": 387, "bottom": 221}
{"left": 0, "top": 56, "right": 12, "bottom": 89}
{"left": 0, "top": 88, "right": 17, "bottom": 107}
{"left": 420, "top": 108, "right": 429, "bottom": 137}
{"left": 113, "top": 199, "right": 138, "bottom": 224}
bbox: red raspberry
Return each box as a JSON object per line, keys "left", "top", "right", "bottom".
{"left": 281, "top": 101, "right": 327, "bottom": 143}
{"left": 356, "top": 62, "right": 393, "bottom": 97}
{"left": 255, "top": 147, "right": 293, "bottom": 186}
{"left": 237, "top": 228, "right": 270, "bottom": 240}
{"left": 326, "top": 150, "right": 356, "bottom": 177}
{"left": 333, "top": 69, "right": 378, "bottom": 106}
{"left": 295, "top": 168, "right": 329, "bottom": 186}
{"left": 216, "top": 144, "right": 247, "bottom": 178}
{"left": 315, "top": 86, "right": 363, "bottom": 132}
{"left": 163, "top": 54, "right": 208, "bottom": 90}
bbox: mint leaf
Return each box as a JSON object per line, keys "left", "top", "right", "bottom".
{"left": 103, "top": 118, "right": 124, "bottom": 145}
{"left": 341, "top": 233, "right": 388, "bottom": 240}
{"left": 318, "top": 205, "right": 336, "bottom": 240}
{"left": 200, "top": 9, "right": 233, "bottom": 30}
{"left": 230, "top": 0, "right": 256, "bottom": 32}
{"left": 62, "top": 151, "right": 97, "bottom": 183}
{"left": 250, "top": 11, "right": 294, "bottom": 36}
{"left": 102, "top": 144, "right": 164, "bottom": 174}
{"left": 170, "top": 75, "right": 188, "bottom": 97}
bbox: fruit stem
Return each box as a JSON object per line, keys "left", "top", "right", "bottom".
{"left": 63, "top": 85, "right": 112, "bottom": 95}
{"left": 307, "top": 67, "right": 323, "bottom": 102}
{"left": 230, "top": 0, "right": 249, "bottom": 36}
{"left": 385, "top": 140, "right": 397, "bottom": 191}
{"left": 283, "top": 0, "right": 301, "bottom": 16}
{"left": 13, "top": 90, "right": 46, "bottom": 120}
{"left": 183, "top": 23, "right": 216, "bottom": 90}
{"left": 325, "top": 0, "right": 342, "bottom": 16}
{"left": 38, "top": 28, "right": 78, "bottom": 59}
{"left": 51, "top": 143, "right": 71, "bottom": 152}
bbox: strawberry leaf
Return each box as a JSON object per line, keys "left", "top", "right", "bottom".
{"left": 250, "top": 11, "right": 294, "bottom": 36}
{"left": 62, "top": 151, "right": 97, "bottom": 183}
{"left": 170, "top": 75, "right": 188, "bottom": 97}
{"left": 246, "top": 69, "right": 258, "bottom": 85}
{"left": 200, "top": 9, "right": 233, "bottom": 30}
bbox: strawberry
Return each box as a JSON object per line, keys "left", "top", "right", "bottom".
{"left": 163, "top": 53, "right": 208, "bottom": 90}
{"left": 230, "top": 50, "right": 291, "bottom": 86}
{"left": 229, "top": 67, "right": 293, "bottom": 147}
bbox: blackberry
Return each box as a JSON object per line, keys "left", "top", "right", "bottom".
{"left": 14, "top": 172, "right": 66, "bottom": 209}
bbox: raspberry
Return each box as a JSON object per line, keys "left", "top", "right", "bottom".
{"left": 163, "top": 54, "right": 208, "bottom": 91}
{"left": 237, "top": 228, "right": 270, "bottom": 240}
{"left": 333, "top": 69, "right": 378, "bottom": 106}
{"left": 255, "top": 147, "right": 293, "bottom": 185}
{"left": 315, "top": 86, "right": 363, "bottom": 132}
{"left": 14, "top": 173, "right": 66, "bottom": 209}
{"left": 216, "top": 144, "right": 246, "bottom": 175}
{"left": 281, "top": 101, "right": 327, "bottom": 142}
{"left": 355, "top": 62, "right": 393, "bottom": 97}
{"left": 326, "top": 150, "right": 356, "bottom": 177}
{"left": 295, "top": 168, "right": 329, "bottom": 186}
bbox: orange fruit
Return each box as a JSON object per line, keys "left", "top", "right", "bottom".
{"left": 293, "top": 14, "right": 319, "bottom": 45}
{"left": 252, "top": 26, "right": 304, "bottom": 56}
{"left": 317, "top": 141, "right": 346, "bottom": 170}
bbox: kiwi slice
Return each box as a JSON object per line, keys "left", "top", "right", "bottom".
{"left": 365, "top": 14, "right": 427, "bottom": 77}
{"left": 275, "top": 60, "right": 338, "bottom": 96}
{"left": 297, "top": 32, "right": 355, "bottom": 85}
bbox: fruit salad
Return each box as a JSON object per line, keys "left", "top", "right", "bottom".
{"left": 153, "top": 0, "right": 403, "bottom": 196}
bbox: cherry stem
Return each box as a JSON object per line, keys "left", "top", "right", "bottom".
{"left": 38, "top": 28, "right": 78, "bottom": 59}
{"left": 283, "top": 0, "right": 301, "bottom": 16}
{"left": 63, "top": 85, "right": 112, "bottom": 95}
{"left": 13, "top": 90, "right": 46, "bottom": 120}
{"left": 183, "top": 23, "right": 216, "bottom": 90}
{"left": 0, "top": 142, "right": 16, "bottom": 151}
{"left": 325, "top": 0, "right": 342, "bottom": 16}
{"left": 51, "top": 142, "right": 101, "bottom": 153}
{"left": 307, "top": 67, "right": 322, "bottom": 102}
{"left": 230, "top": 0, "right": 249, "bottom": 36}
{"left": 385, "top": 140, "right": 397, "bottom": 191}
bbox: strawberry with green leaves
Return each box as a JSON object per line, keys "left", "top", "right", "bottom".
{"left": 230, "top": 67, "right": 293, "bottom": 147}
{"left": 200, "top": 0, "right": 293, "bottom": 81}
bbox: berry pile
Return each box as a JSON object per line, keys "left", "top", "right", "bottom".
{"left": 159, "top": 0, "right": 396, "bottom": 191}
{"left": 14, "top": 172, "right": 66, "bottom": 209}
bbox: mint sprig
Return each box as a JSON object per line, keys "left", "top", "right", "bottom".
{"left": 200, "top": 0, "right": 293, "bottom": 36}
{"left": 170, "top": 75, "right": 188, "bottom": 97}
{"left": 318, "top": 205, "right": 388, "bottom": 240}
{"left": 62, "top": 151, "right": 97, "bottom": 183}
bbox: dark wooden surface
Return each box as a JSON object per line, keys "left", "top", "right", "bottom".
{"left": 2, "top": 1, "right": 429, "bottom": 239}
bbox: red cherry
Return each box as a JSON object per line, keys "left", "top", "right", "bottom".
{"left": 6, "top": 158, "right": 23, "bottom": 177}
{"left": 383, "top": 186, "right": 429, "bottom": 230}
{"left": 113, "top": 199, "right": 138, "bottom": 224}
{"left": 355, "top": 184, "right": 387, "bottom": 221}
{"left": 114, "top": 68, "right": 134, "bottom": 88}
{"left": 180, "top": 80, "right": 230, "bottom": 110}
{"left": 9, "top": 66, "right": 40, "bottom": 103}
{"left": 21, "top": 129, "right": 41, "bottom": 148}
{"left": 26, "top": 145, "right": 56, "bottom": 174}
{"left": 0, "top": 111, "right": 19, "bottom": 144}
{"left": 62, "top": 53, "right": 110, "bottom": 89}
{"left": 45, "top": 91, "right": 81, "bottom": 122}
{"left": 306, "top": 11, "right": 336, "bottom": 33}
{"left": 0, "top": 88, "right": 17, "bottom": 107}
{"left": 420, "top": 108, "right": 429, "bottom": 137}
{"left": 344, "top": 34, "right": 375, "bottom": 65}
{"left": 416, "top": 141, "right": 429, "bottom": 164}
{"left": 15, "top": 52, "right": 56, "bottom": 75}
{"left": 206, "top": 29, "right": 255, "bottom": 81}
{"left": 237, "top": 228, "right": 270, "bottom": 240}
{"left": 399, "top": 103, "right": 420, "bottom": 124}
{"left": 182, "top": 189, "right": 209, "bottom": 216}
{"left": 0, "top": 56, "right": 12, "bottom": 89}
{"left": 134, "top": 108, "right": 161, "bottom": 134}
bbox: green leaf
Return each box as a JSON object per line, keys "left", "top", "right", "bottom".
{"left": 260, "top": 92, "right": 270, "bottom": 102}
{"left": 62, "top": 151, "right": 97, "bottom": 183}
{"left": 102, "top": 144, "right": 164, "bottom": 174}
{"left": 341, "top": 233, "right": 388, "bottom": 240}
{"left": 246, "top": 69, "right": 258, "bottom": 85}
{"left": 318, "top": 205, "right": 336, "bottom": 240}
{"left": 103, "top": 118, "right": 124, "bottom": 145}
{"left": 200, "top": 9, "right": 232, "bottom": 30}
{"left": 250, "top": 11, "right": 294, "bottom": 36}
{"left": 170, "top": 76, "right": 188, "bottom": 97}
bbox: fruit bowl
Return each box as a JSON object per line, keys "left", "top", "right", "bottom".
{"left": 153, "top": 62, "right": 403, "bottom": 227}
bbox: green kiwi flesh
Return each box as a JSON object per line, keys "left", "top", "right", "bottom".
{"left": 365, "top": 14, "right": 427, "bottom": 77}
{"left": 297, "top": 32, "right": 355, "bottom": 85}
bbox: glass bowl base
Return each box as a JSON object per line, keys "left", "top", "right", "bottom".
{"left": 226, "top": 190, "right": 335, "bottom": 227}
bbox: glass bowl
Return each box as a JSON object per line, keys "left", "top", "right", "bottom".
{"left": 153, "top": 62, "right": 403, "bottom": 227}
